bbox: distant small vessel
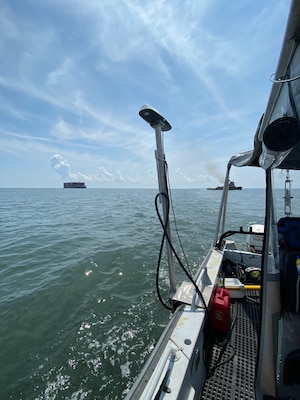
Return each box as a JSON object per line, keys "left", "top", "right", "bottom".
{"left": 63, "top": 182, "right": 86, "bottom": 189}
{"left": 207, "top": 181, "right": 242, "bottom": 190}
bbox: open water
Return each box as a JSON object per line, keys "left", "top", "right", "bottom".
{"left": 0, "top": 187, "right": 297, "bottom": 399}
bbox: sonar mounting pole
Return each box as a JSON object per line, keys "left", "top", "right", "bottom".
{"left": 284, "top": 169, "right": 293, "bottom": 216}
{"left": 139, "top": 104, "right": 176, "bottom": 300}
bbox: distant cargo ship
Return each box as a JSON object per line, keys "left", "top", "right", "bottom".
{"left": 207, "top": 181, "right": 242, "bottom": 191}
{"left": 63, "top": 182, "right": 87, "bottom": 189}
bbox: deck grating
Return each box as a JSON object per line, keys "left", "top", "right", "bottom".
{"left": 200, "top": 291, "right": 260, "bottom": 400}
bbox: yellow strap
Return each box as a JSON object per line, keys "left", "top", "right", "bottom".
{"left": 244, "top": 285, "right": 260, "bottom": 290}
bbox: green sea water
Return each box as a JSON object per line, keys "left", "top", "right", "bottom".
{"left": 0, "top": 187, "right": 296, "bottom": 399}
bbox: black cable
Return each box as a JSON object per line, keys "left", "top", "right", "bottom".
{"left": 155, "top": 196, "right": 172, "bottom": 311}
{"left": 216, "top": 299, "right": 238, "bottom": 347}
{"left": 206, "top": 301, "right": 238, "bottom": 378}
{"left": 154, "top": 192, "right": 208, "bottom": 312}
{"left": 206, "top": 345, "right": 235, "bottom": 379}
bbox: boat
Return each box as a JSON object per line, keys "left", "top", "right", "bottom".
{"left": 207, "top": 181, "right": 242, "bottom": 190}
{"left": 125, "top": 2, "right": 300, "bottom": 399}
{"left": 63, "top": 182, "right": 86, "bottom": 189}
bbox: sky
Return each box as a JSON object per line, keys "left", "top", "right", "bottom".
{"left": 0, "top": 0, "right": 295, "bottom": 188}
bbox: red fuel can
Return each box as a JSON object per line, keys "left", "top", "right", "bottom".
{"left": 210, "top": 288, "right": 231, "bottom": 333}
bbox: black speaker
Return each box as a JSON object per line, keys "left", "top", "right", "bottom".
{"left": 263, "top": 117, "right": 300, "bottom": 151}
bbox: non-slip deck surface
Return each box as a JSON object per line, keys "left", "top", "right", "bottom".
{"left": 200, "top": 291, "right": 260, "bottom": 400}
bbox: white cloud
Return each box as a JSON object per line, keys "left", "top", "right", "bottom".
{"left": 0, "top": 0, "right": 292, "bottom": 188}
{"left": 175, "top": 167, "right": 207, "bottom": 185}
{"left": 98, "top": 166, "right": 114, "bottom": 182}
{"left": 116, "top": 170, "right": 126, "bottom": 183}
{"left": 47, "top": 58, "right": 73, "bottom": 86}
{"left": 50, "top": 154, "right": 78, "bottom": 181}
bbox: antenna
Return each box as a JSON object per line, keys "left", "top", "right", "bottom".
{"left": 284, "top": 170, "right": 293, "bottom": 216}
